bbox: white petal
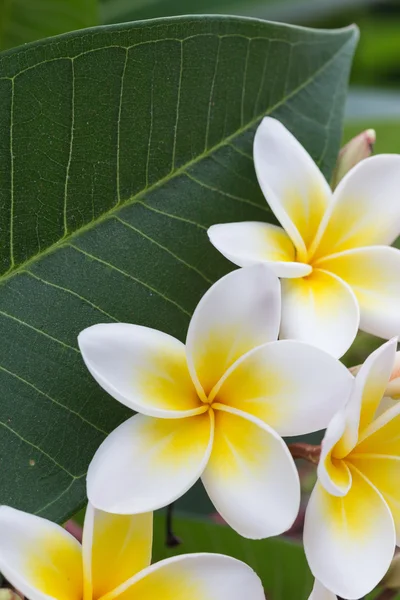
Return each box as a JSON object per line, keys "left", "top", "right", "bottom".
{"left": 0, "top": 506, "right": 82, "bottom": 600}
{"left": 316, "top": 246, "right": 400, "bottom": 339}
{"left": 107, "top": 553, "right": 265, "bottom": 600}
{"left": 78, "top": 324, "right": 203, "bottom": 418}
{"left": 335, "top": 338, "right": 397, "bottom": 459}
{"left": 87, "top": 412, "right": 213, "bottom": 514}
{"left": 280, "top": 269, "right": 359, "bottom": 358}
{"left": 208, "top": 222, "right": 311, "bottom": 277}
{"left": 186, "top": 264, "right": 281, "bottom": 397}
{"left": 308, "top": 580, "right": 337, "bottom": 600}
{"left": 202, "top": 404, "right": 300, "bottom": 539}
{"left": 82, "top": 502, "right": 152, "bottom": 600}
{"left": 311, "top": 154, "right": 400, "bottom": 260}
{"left": 304, "top": 468, "right": 395, "bottom": 599}
{"left": 211, "top": 340, "right": 353, "bottom": 436}
{"left": 317, "top": 410, "right": 352, "bottom": 496}
{"left": 253, "top": 117, "right": 331, "bottom": 259}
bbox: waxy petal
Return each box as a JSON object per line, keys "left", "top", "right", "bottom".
{"left": 82, "top": 503, "right": 152, "bottom": 600}
{"left": 304, "top": 467, "right": 395, "bottom": 599}
{"left": 317, "top": 247, "right": 400, "bottom": 340}
{"left": 351, "top": 401, "right": 400, "bottom": 543}
{"left": 254, "top": 117, "right": 331, "bottom": 259}
{"left": 334, "top": 338, "right": 397, "bottom": 459}
{"left": 280, "top": 269, "right": 359, "bottom": 358}
{"left": 87, "top": 412, "right": 213, "bottom": 514}
{"left": 208, "top": 221, "right": 311, "bottom": 277}
{"left": 0, "top": 506, "right": 82, "bottom": 600}
{"left": 311, "top": 154, "right": 400, "bottom": 260}
{"left": 318, "top": 411, "right": 352, "bottom": 496}
{"left": 106, "top": 554, "right": 265, "bottom": 600}
{"left": 78, "top": 324, "right": 202, "bottom": 418}
{"left": 211, "top": 340, "right": 352, "bottom": 436}
{"left": 186, "top": 264, "right": 281, "bottom": 398}
{"left": 202, "top": 405, "right": 300, "bottom": 539}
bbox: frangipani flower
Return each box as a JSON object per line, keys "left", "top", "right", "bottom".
{"left": 79, "top": 265, "right": 352, "bottom": 539}
{"left": 304, "top": 337, "right": 400, "bottom": 599}
{"left": 0, "top": 504, "right": 265, "bottom": 600}
{"left": 208, "top": 117, "right": 400, "bottom": 357}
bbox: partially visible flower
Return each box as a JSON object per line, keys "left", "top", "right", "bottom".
{"left": 304, "top": 338, "right": 400, "bottom": 599}
{"left": 208, "top": 117, "right": 400, "bottom": 358}
{"left": 308, "top": 580, "right": 337, "bottom": 600}
{"left": 332, "top": 129, "right": 376, "bottom": 190}
{"left": 79, "top": 264, "right": 352, "bottom": 539}
{"left": 385, "top": 351, "right": 400, "bottom": 399}
{"left": 0, "top": 504, "right": 265, "bottom": 600}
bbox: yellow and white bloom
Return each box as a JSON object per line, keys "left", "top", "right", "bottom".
{"left": 0, "top": 504, "right": 265, "bottom": 600}
{"left": 304, "top": 338, "right": 400, "bottom": 599}
{"left": 79, "top": 265, "right": 352, "bottom": 539}
{"left": 208, "top": 117, "right": 400, "bottom": 357}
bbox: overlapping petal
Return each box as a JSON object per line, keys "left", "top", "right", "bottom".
{"left": 334, "top": 338, "right": 397, "bottom": 459}
{"left": 280, "top": 269, "right": 359, "bottom": 358}
{"left": 78, "top": 324, "right": 202, "bottom": 418}
{"left": 82, "top": 503, "right": 152, "bottom": 600}
{"left": 201, "top": 405, "right": 300, "bottom": 539}
{"left": 87, "top": 412, "right": 213, "bottom": 514}
{"left": 106, "top": 554, "right": 265, "bottom": 600}
{"left": 304, "top": 466, "right": 395, "bottom": 599}
{"left": 317, "top": 247, "right": 400, "bottom": 339}
{"left": 0, "top": 506, "right": 82, "bottom": 600}
{"left": 253, "top": 117, "right": 331, "bottom": 259}
{"left": 351, "top": 401, "right": 400, "bottom": 543}
{"left": 317, "top": 411, "right": 352, "bottom": 496}
{"left": 210, "top": 340, "right": 352, "bottom": 436}
{"left": 208, "top": 222, "right": 311, "bottom": 277}
{"left": 186, "top": 264, "right": 281, "bottom": 397}
{"left": 311, "top": 154, "right": 400, "bottom": 260}
{"left": 386, "top": 351, "right": 400, "bottom": 398}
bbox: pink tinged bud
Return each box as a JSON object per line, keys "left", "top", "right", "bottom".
{"left": 385, "top": 351, "right": 400, "bottom": 400}
{"left": 0, "top": 591, "right": 23, "bottom": 600}
{"left": 332, "top": 128, "right": 376, "bottom": 190}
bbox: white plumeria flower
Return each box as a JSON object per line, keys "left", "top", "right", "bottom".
{"left": 79, "top": 264, "right": 352, "bottom": 539}
{"left": 308, "top": 580, "right": 337, "bottom": 600}
{"left": 208, "top": 117, "right": 400, "bottom": 358}
{"left": 304, "top": 337, "right": 400, "bottom": 599}
{"left": 0, "top": 504, "right": 265, "bottom": 600}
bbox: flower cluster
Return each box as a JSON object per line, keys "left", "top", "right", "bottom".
{"left": 1, "top": 117, "right": 400, "bottom": 600}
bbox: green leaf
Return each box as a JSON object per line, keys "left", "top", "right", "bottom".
{"left": 152, "top": 513, "right": 313, "bottom": 598}
{"left": 0, "top": 16, "right": 357, "bottom": 522}
{"left": 0, "top": 0, "right": 99, "bottom": 50}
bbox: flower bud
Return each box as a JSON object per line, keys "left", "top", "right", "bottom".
{"left": 385, "top": 351, "right": 400, "bottom": 400}
{"left": 332, "top": 128, "right": 376, "bottom": 190}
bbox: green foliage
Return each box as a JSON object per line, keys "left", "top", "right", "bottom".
{"left": 100, "top": 0, "right": 378, "bottom": 25}
{"left": 0, "top": 16, "right": 357, "bottom": 522}
{"left": 0, "top": 0, "right": 98, "bottom": 50}
{"left": 152, "top": 513, "right": 314, "bottom": 599}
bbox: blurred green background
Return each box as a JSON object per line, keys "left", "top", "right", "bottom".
{"left": 0, "top": 2, "right": 399, "bottom": 596}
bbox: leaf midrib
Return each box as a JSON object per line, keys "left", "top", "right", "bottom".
{"left": 0, "top": 34, "right": 353, "bottom": 291}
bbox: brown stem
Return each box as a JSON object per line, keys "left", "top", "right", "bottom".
{"left": 288, "top": 442, "right": 321, "bottom": 465}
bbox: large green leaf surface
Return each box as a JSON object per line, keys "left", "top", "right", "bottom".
{"left": 152, "top": 513, "right": 313, "bottom": 598}
{"left": 0, "top": 16, "right": 357, "bottom": 522}
{"left": 0, "top": 0, "right": 98, "bottom": 50}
